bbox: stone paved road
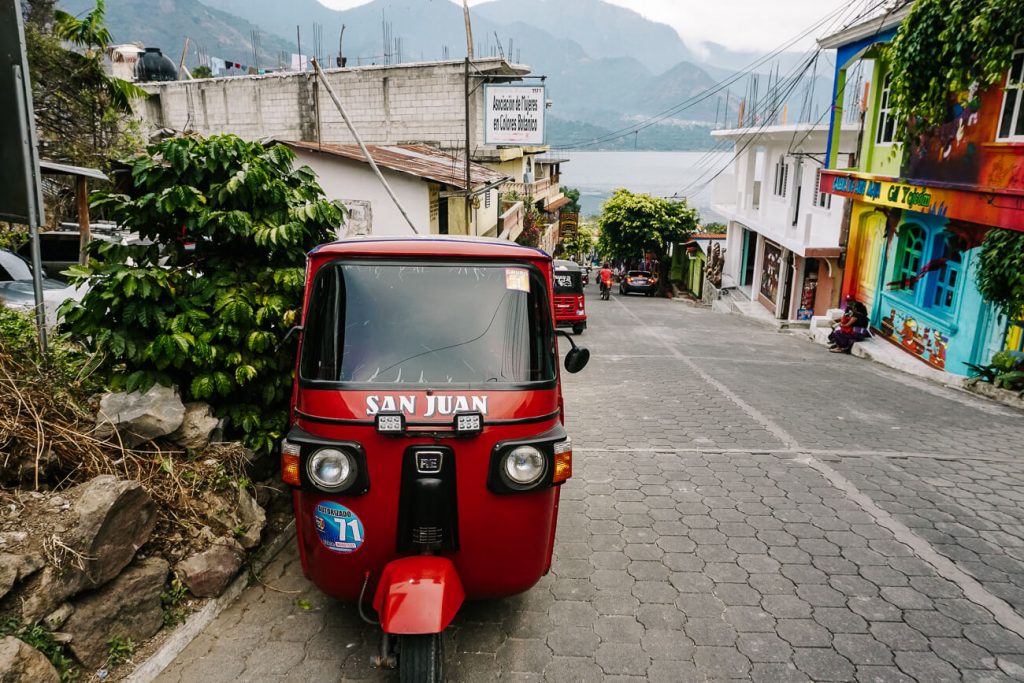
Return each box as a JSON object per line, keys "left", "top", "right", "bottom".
{"left": 157, "top": 285, "right": 1024, "bottom": 682}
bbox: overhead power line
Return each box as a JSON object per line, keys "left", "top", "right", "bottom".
{"left": 552, "top": 0, "right": 886, "bottom": 151}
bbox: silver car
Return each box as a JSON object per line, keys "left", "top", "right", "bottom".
{"left": 0, "top": 248, "right": 86, "bottom": 327}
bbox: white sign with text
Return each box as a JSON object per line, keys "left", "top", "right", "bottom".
{"left": 484, "top": 85, "right": 546, "bottom": 145}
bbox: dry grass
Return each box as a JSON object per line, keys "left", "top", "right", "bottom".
{"left": 0, "top": 333, "right": 251, "bottom": 555}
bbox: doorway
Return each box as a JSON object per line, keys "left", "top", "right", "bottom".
{"left": 438, "top": 197, "right": 449, "bottom": 235}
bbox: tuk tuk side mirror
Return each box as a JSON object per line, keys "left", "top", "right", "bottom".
{"left": 275, "top": 325, "right": 304, "bottom": 353}
{"left": 556, "top": 329, "right": 590, "bottom": 373}
{"left": 564, "top": 347, "right": 590, "bottom": 373}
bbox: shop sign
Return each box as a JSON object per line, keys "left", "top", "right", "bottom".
{"left": 484, "top": 85, "right": 546, "bottom": 145}
{"left": 827, "top": 175, "right": 949, "bottom": 218}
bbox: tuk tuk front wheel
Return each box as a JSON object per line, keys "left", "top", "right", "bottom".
{"left": 572, "top": 324, "right": 585, "bottom": 335}
{"left": 399, "top": 633, "right": 444, "bottom": 683}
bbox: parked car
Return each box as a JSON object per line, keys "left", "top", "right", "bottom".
{"left": 619, "top": 270, "right": 658, "bottom": 296}
{"left": 15, "top": 222, "right": 126, "bottom": 281}
{"left": 0, "top": 248, "right": 86, "bottom": 327}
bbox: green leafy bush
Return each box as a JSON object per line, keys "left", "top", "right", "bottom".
{"left": 61, "top": 135, "right": 343, "bottom": 454}
{"left": 0, "top": 617, "right": 79, "bottom": 682}
{"left": 977, "top": 228, "right": 1024, "bottom": 319}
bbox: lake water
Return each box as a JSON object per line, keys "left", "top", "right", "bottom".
{"left": 555, "top": 150, "right": 732, "bottom": 221}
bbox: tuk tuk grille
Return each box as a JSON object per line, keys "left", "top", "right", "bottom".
{"left": 411, "top": 526, "right": 444, "bottom": 546}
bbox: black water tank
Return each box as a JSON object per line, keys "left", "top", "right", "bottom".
{"left": 136, "top": 47, "right": 177, "bottom": 82}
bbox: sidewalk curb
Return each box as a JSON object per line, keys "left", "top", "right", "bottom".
{"left": 125, "top": 520, "right": 297, "bottom": 683}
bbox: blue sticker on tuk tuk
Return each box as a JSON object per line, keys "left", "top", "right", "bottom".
{"left": 313, "top": 501, "right": 365, "bottom": 554}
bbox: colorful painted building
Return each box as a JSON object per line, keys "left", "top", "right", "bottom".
{"left": 674, "top": 234, "right": 727, "bottom": 299}
{"left": 818, "top": 7, "right": 1024, "bottom": 375}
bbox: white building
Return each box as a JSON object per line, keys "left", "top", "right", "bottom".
{"left": 281, "top": 141, "right": 509, "bottom": 238}
{"left": 711, "top": 124, "right": 858, "bottom": 320}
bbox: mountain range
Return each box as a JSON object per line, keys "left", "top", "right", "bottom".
{"left": 57, "top": 0, "right": 834, "bottom": 151}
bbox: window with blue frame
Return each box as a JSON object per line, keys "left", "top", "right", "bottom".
{"left": 926, "top": 233, "right": 965, "bottom": 311}
{"left": 891, "top": 222, "right": 966, "bottom": 318}
{"left": 895, "top": 223, "right": 924, "bottom": 289}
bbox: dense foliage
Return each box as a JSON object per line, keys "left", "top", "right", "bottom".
{"left": 559, "top": 186, "right": 581, "bottom": 213}
{"left": 61, "top": 135, "right": 344, "bottom": 453}
{"left": 24, "top": 0, "right": 145, "bottom": 168}
{"left": 597, "top": 189, "right": 698, "bottom": 264}
{"left": 560, "top": 224, "right": 596, "bottom": 263}
{"left": 886, "top": 0, "right": 1024, "bottom": 148}
{"left": 976, "top": 228, "right": 1024, "bottom": 319}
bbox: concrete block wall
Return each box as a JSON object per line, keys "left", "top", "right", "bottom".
{"left": 140, "top": 60, "right": 491, "bottom": 155}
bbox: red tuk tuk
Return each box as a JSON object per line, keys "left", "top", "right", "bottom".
{"left": 552, "top": 259, "right": 587, "bottom": 335}
{"left": 282, "top": 236, "right": 589, "bottom": 681}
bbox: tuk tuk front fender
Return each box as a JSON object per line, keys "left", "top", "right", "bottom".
{"left": 372, "top": 556, "right": 465, "bottom": 634}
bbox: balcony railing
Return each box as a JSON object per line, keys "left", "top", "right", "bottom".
{"left": 507, "top": 177, "right": 553, "bottom": 199}
{"left": 497, "top": 201, "right": 524, "bottom": 241}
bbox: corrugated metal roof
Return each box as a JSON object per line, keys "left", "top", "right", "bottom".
{"left": 281, "top": 141, "right": 508, "bottom": 189}
{"left": 39, "top": 160, "right": 108, "bottom": 181}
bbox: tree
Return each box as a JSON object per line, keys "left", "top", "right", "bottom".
{"left": 701, "top": 221, "right": 727, "bottom": 234}
{"left": 559, "top": 186, "right": 581, "bottom": 213}
{"left": 25, "top": 0, "right": 146, "bottom": 168}
{"left": 597, "top": 189, "right": 699, "bottom": 292}
{"left": 560, "top": 224, "right": 595, "bottom": 263}
{"left": 191, "top": 65, "right": 213, "bottom": 79}
{"left": 61, "top": 135, "right": 345, "bottom": 454}
{"left": 976, "top": 228, "right": 1024, "bottom": 321}
{"left": 886, "top": 0, "right": 1024, "bottom": 149}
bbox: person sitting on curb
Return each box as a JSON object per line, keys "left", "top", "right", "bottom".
{"left": 829, "top": 298, "right": 870, "bottom": 354}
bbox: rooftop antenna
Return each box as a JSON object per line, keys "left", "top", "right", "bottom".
{"left": 494, "top": 31, "right": 505, "bottom": 60}
{"left": 337, "top": 24, "right": 346, "bottom": 67}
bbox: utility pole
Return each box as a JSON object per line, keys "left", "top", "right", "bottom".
{"left": 463, "top": 0, "right": 474, "bottom": 234}
{"left": 462, "top": 0, "right": 474, "bottom": 59}
{"left": 465, "top": 56, "right": 472, "bottom": 235}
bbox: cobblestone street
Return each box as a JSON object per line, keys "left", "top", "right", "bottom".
{"left": 157, "top": 285, "right": 1024, "bottom": 682}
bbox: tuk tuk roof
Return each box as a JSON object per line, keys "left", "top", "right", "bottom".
{"left": 310, "top": 236, "right": 551, "bottom": 262}
{"left": 552, "top": 259, "right": 582, "bottom": 272}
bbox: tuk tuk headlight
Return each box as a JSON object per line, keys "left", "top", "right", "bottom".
{"left": 308, "top": 448, "right": 357, "bottom": 492}
{"left": 503, "top": 445, "right": 546, "bottom": 486}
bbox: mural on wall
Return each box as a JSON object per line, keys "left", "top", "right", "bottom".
{"left": 877, "top": 304, "right": 949, "bottom": 370}
{"left": 905, "top": 85, "right": 985, "bottom": 184}
{"left": 759, "top": 241, "right": 782, "bottom": 304}
{"left": 904, "top": 85, "right": 1024, "bottom": 203}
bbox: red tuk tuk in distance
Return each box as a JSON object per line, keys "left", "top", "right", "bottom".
{"left": 282, "top": 236, "right": 590, "bottom": 680}
{"left": 552, "top": 259, "right": 587, "bottom": 335}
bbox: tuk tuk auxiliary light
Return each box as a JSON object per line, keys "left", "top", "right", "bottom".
{"left": 454, "top": 411, "right": 483, "bottom": 435}
{"left": 375, "top": 412, "right": 406, "bottom": 434}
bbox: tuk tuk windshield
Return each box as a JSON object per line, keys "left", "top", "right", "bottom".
{"left": 300, "top": 262, "right": 557, "bottom": 386}
{"left": 552, "top": 270, "right": 583, "bottom": 295}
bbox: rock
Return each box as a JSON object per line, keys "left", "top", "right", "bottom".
{"left": 0, "top": 553, "right": 43, "bottom": 601}
{"left": 0, "top": 532, "right": 28, "bottom": 548}
{"left": 168, "top": 402, "right": 219, "bottom": 451}
{"left": 43, "top": 603, "right": 74, "bottom": 631}
{"left": 94, "top": 384, "right": 185, "bottom": 448}
{"left": 0, "top": 636, "right": 61, "bottom": 683}
{"left": 22, "top": 477, "right": 157, "bottom": 620}
{"left": 175, "top": 538, "right": 244, "bottom": 598}
{"left": 202, "top": 487, "right": 265, "bottom": 550}
{"left": 63, "top": 557, "right": 169, "bottom": 669}
{"left": 240, "top": 446, "right": 277, "bottom": 483}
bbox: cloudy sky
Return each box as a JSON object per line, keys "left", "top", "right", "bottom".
{"left": 317, "top": 0, "right": 852, "bottom": 53}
